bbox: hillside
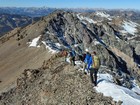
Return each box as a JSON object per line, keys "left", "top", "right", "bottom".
{"left": 0, "top": 15, "right": 53, "bottom": 92}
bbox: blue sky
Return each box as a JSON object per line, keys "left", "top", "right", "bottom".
{"left": 0, "top": 0, "right": 140, "bottom": 10}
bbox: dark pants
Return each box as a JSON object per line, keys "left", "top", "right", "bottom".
{"left": 64, "top": 56, "right": 67, "bottom": 62}
{"left": 70, "top": 56, "right": 75, "bottom": 66}
{"left": 89, "top": 68, "right": 98, "bottom": 86}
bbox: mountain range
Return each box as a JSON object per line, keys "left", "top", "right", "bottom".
{"left": 0, "top": 9, "right": 140, "bottom": 105}
{"left": 0, "top": 13, "right": 40, "bottom": 36}
{"left": 0, "top": 7, "right": 140, "bottom": 17}
{"left": 0, "top": 7, "right": 56, "bottom": 17}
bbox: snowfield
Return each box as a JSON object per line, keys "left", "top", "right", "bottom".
{"left": 74, "top": 61, "right": 140, "bottom": 105}
{"left": 95, "top": 12, "right": 112, "bottom": 20}
{"left": 77, "top": 13, "right": 96, "bottom": 24}
{"left": 95, "top": 73, "right": 140, "bottom": 105}
{"left": 42, "top": 41, "right": 59, "bottom": 54}
{"left": 28, "top": 36, "right": 60, "bottom": 54}
{"left": 122, "top": 21, "right": 138, "bottom": 35}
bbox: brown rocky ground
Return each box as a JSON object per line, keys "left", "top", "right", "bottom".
{"left": 0, "top": 55, "right": 121, "bottom": 105}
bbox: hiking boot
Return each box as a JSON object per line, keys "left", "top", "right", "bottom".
{"left": 92, "top": 83, "right": 98, "bottom": 87}
{"left": 84, "top": 72, "right": 87, "bottom": 75}
{"left": 94, "top": 81, "right": 97, "bottom": 86}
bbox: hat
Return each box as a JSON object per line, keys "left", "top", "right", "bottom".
{"left": 85, "top": 49, "right": 89, "bottom": 52}
{"left": 93, "top": 51, "right": 96, "bottom": 55}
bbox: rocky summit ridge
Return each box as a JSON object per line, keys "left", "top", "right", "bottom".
{"left": 0, "top": 54, "right": 122, "bottom": 105}
{"left": 0, "top": 10, "right": 140, "bottom": 105}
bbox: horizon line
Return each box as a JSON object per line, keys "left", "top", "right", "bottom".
{"left": 0, "top": 6, "right": 140, "bottom": 11}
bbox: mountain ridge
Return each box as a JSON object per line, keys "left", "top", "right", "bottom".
{"left": 0, "top": 54, "right": 122, "bottom": 105}
{"left": 0, "top": 10, "right": 140, "bottom": 105}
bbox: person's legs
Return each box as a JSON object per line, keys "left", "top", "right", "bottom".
{"left": 83, "top": 62, "right": 86, "bottom": 71}
{"left": 70, "top": 57, "right": 72, "bottom": 65}
{"left": 90, "top": 68, "right": 94, "bottom": 84}
{"left": 65, "top": 56, "right": 67, "bottom": 61}
{"left": 64, "top": 55, "right": 66, "bottom": 62}
{"left": 72, "top": 57, "right": 75, "bottom": 66}
{"left": 94, "top": 69, "right": 98, "bottom": 86}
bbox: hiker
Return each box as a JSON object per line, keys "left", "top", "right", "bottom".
{"left": 83, "top": 50, "right": 91, "bottom": 74}
{"left": 69, "top": 50, "right": 76, "bottom": 66}
{"left": 78, "top": 53, "right": 86, "bottom": 62}
{"left": 82, "top": 53, "right": 86, "bottom": 62}
{"left": 62, "top": 50, "right": 68, "bottom": 62}
{"left": 88, "top": 51, "right": 101, "bottom": 86}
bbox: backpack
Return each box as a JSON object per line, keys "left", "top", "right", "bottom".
{"left": 63, "top": 50, "right": 68, "bottom": 57}
{"left": 92, "top": 55, "right": 100, "bottom": 69}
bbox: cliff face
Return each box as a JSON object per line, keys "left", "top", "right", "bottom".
{"left": 38, "top": 11, "right": 140, "bottom": 82}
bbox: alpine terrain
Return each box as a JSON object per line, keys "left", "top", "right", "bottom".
{"left": 0, "top": 10, "right": 140, "bottom": 105}
{"left": 0, "top": 13, "right": 40, "bottom": 37}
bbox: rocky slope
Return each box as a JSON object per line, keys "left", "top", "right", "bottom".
{"left": 37, "top": 11, "right": 140, "bottom": 73}
{"left": 40, "top": 10, "right": 139, "bottom": 90}
{"left": 0, "top": 55, "right": 121, "bottom": 105}
{"left": 0, "top": 10, "right": 140, "bottom": 104}
{"left": 0, "top": 15, "right": 52, "bottom": 92}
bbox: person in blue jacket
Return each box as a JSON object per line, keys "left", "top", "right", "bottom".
{"left": 86, "top": 55, "right": 93, "bottom": 72}
{"left": 83, "top": 51, "right": 91, "bottom": 74}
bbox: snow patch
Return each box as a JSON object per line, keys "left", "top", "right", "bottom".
{"left": 131, "top": 80, "right": 140, "bottom": 95}
{"left": 85, "top": 48, "right": 89, "bottom": 52}
{"left": 127, "top": 36, "right": 138, "bottom": 40}
{"left": 74, "top": 44, "right": 79, "bottom": 47}
{"left": 12, "top": 18, "right": 16, "bottom": 20}
{"left": 42, "top": 41, "right": 59, "bottom": 54}
{"left": 46, "top": 31, "right": 55, "bottom": 35}
{"left": 122, "top": 21, "right": 138, "bottom": 35}
{"left": 95, "top": 73, "right": 140, "bottom": 105}
{"left": 95, "top": 12, "right": 112, "bottom": 20}
{"left": 115, "top": 36, "right": 121, "bottom": 41}
{"left": 77, "top": 14, "right": 96, "bottom": 24}
{"left": 132, "top": 86, "right": 140, "bottom": 95}
{"left": 55, "top": 43, "right": 61, "bottom": 47}
{"left": 29, "top": 35, "right": 41, "bottom": 47}
{"left": 120, "top": 30, "right": 128, "bottom": 34}
{"left": 74, "top": 43, "right": 84, "bottom": 47}
{"left": 94, "top": 40, "right": 101, "bottom": 45}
